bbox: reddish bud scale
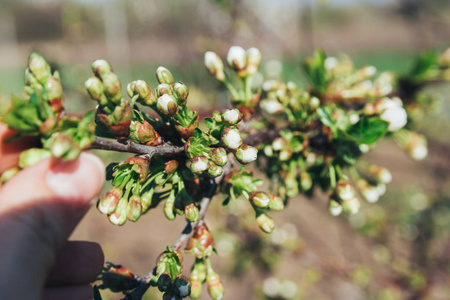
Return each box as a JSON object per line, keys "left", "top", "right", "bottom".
{"left": 165, "top": 160, "right": 179, "bottom": 174}
{"left": 123, "top": 156, "right": 150, "bottom": 181}
{"left": 177, "top": 124, "right": 197, "bottom": 140}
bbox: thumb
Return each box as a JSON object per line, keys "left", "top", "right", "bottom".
{"left": 0, "top": 152, "right": 105, "bottom": 299}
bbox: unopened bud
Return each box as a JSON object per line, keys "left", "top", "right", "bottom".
{"left": 130, "top": 120, "right": 162, "bottom": 146}
{"left": 204, "top": 51, "right": 225, "bottom": 81}
{"left": 174, "top": 275, "right": 191, "bottom": 297}
{"left": 85, "top": 76, "right": 107, "bottom": 105}
{"left": 300, "top": 172, "right": 312, "bottom": 191}
{"left": 156, "top": 83, "right": 173, "bottom": 98}
{"left": 279, "top": 149, "right": 293, "bottom": 161}
{"left": 174, "top": 81, "right": 189, "bottom": 106}
{"left": 98, "top": 187, "right": 122, "bottom": 215}
{"left": 102, "top": 72, "right": 122, "bottom": 104}
{"left": 405, "top": 132, "right": 428, "bottom": 161}
{"left": 206, "top": 268, "right": 225, "bottom": 300}
{"left": 127, "top": 81, "right": 136, "bottom": 98}
{"left": 165, "top": 160, "right": 179, "bottom": 174}
{"left": 227, "top": 46, "right": 247, "bottom": 71}
{"left": 342, "top": 197, "right": 361, "bottom": 215}
{"left": 336, "top": 180, "right": 355, "bottom": 201}
{"left": 157, "top": 94, "right": 178, "bottom": 117}
{"left": 221, "top": 108, "right": 242, "bottom": 126}
{"left": 156, "top": 66, "right": 174, "bottom": 84}
{"left": 272, "top": 137, "right": 288, "bottom": 151}
{"left": 158, "top": 273, "right": 173, "bottom": 292}
{"left": 91, "top": 59, "right": 112, "bottom": 78}
{"left": 128, "top": 195, "right": 143, "bottom": 222}
{"left": 309, "top": 97, "right": 320, "bottom": 111}
{"left": 28, "top": 53, "right": 51, "bottom": 85}
{"left": 185, "top": 203, "right": 200, "bottom": 222}
{"left": 250, "top": 191, "right": 271, "bottom": 208}
{"left": 268, "top": 195, "right": 284, "bottom": 211}
{"left": 190, "top": 156, "right": 209, "bottom": 174}
{"left": 368, "top": 164, "right": 392, "bottom": 183}
{"left": 246, "top": 47, "right": 261, "bottom": 75}
{"left": 328, "top": 198, "right": 343, "bottom": 216}
{"left": 45, "top": 77, "right": 64, "bottom": 111}
{"left": 24, "top": 68, "right": 38, "bottom": 86}
{"left": 109, "top": 197, "right": 129, "bottom": 226}
{"left": 209, "top": 147, "right": 228, "bottom": 166}
{"left": 207, "top": 163, "right": 223, "bottom": 178}
{"left": 221, "top": 128, "right": 242, "bottom": 150}
{"left": 234, "top": 144, "right": 258, "bottom": 165}
{"left": 134, "top": 79, "right": 152, "bottom": 101}
{"left": 263, "top": 145, "right": 274, "bottom": 157}
{"left": 141, "top": 189, "right": 154, "bottom": 212}
{"left": 190, "top": 280, "right": 202, "bottom": 299}
{"left": 50, "top": 134, "right": 75, "bottom": 158}
{"left": 0, "top": 167, "right": 19, "bottom": 184}
{"left": 260, "top": 99, "right": 284, "bottom": 114}
{"left": 18, "top": 148, "right": 52, "bottom": 169}
{"left": 39, "top": 116, "right": 58, "bottom": 135}
{"left": 191, "top": 259, "right": 207, "bottom": 283}
{"left": 356, "top": 179, "right": 379, "bottom": 203}
{"left": 256, "top": 213, "right": 275, "bottom": 233}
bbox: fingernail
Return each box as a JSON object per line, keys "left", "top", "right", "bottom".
{"left": 46, "top": 153, "right": 105, "bottom": 203}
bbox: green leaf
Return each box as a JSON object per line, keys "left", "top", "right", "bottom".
{"left": 303, "top": 49, "right": 328, "bottom": 92}
{"left": 409, "top": 51, "right": 438, "bottom": 80}
{"left": 347, "top": 116, "right": 388, "bottom": 145}
{"left": 316, "top": 107, "right": 335, "bottom": 129}
{"left": 193, "top": 127, "right": 203, "bottom": 138}
{"left": 204, "top": 117, "right": 214, "bottom": 130}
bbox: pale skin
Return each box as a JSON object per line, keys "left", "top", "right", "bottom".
{"left": 0, "top": 123, "right": 105, "bottom": 300}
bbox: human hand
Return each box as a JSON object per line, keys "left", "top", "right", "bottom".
{"left": 0, "top": 123, "right": 105, "bottom": 299}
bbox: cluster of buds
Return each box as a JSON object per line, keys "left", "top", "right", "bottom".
{"left": 188, "top": 257, "right": 224, "bottom": 300}
{"left": 186, "top": 109, "right": 257, "bottom": 177}
{"left": 364, "top": 97, "right": 408, "bottom": 132}
{"left": 330, "top": 179, "right": 361, "bottom": 215}
{"left": 186, "top": 222, "right": 215, "bottom": 258}
{"left": 153, "top": 248, "right": 191, "bottom": 300}
{"left": 98, "top": 263, "right": 138, "bottom": 293}
{"left": 86, "top": 60, "right": 132, "bottom": 140}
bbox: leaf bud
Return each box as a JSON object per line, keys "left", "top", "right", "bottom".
{"left": 209, "top": 147, "right": 228, "bottom": 167}
{"left": 221, "top": 108, "right": 242, "bottom": 126}
{"left": 246, "top": 47, "right": 262, "bottom": 75}
{"left": 256, "top": 213, "right": 275, "bottom": 233}
{"left": 28, "top": 52, "right": 51, "bottom": 85}
{"left": 221, "top": 128, "right": 242, "bottom": 150}
{"left": 207, "top": 162, "right": 223, "bottom": 178}
{"left": 342, "top": 197, "right": 361, "bottom": 215}
{"left": 157, "top": 273, "right": 173, "bottom": 292}
{"left": 336, "top": 179, "right": 355, "bottom": 201}
{"left": 156, "top": 66, "right": 174, "bottom": 85}
{"left": 328, "top": 197, "right": 343, "bottom": 216}
{"left": 234, "top": 144, "right": 258, "bottom": 165}
{"left": 268, "top": 195, "right": 284, "bottom": 211}
{"left": 174, "top": 275, "right": 191, "bottom": 297}
{"left": 91, "top": 59, "right": 112, "bottom": 78}
{"left": 174, "top": 81, "right": 189, "bottom": 106}
{"left": 127, "top": 194, "right": 143, "bottom": 222}
{"left": 98, "top": 187, "right": 122, "bottom": 215}
{"left": 85, "top": 76, "right": 107, "bottom": 105}
{"left": 250, "top": 191, "right": 271, "bottom": 208}
{"left": 204, "top": 51, "right": 225, "bottom": 82}
{"left": 227, "top": 46, "right": 247, "bottom": 72}
{"left": 368, "top": 164, "right": 392, "bottom": 183}
{"left": 185, "top": 203, "right": 200, "bottom": 222}
{"left": 190, "top": 156, "right": 209, "bottom": 174}
{"left": 157, "top": 94, "right": 179, "bottom": 117}
{"left": 102, "top": 72, "right": 122, "bottom": 104}
{"left": 300, "top": 171, "right": 313, "bottom": 191}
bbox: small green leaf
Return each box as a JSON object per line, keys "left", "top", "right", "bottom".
{"left": 193, "top": 127, "right": 203, "bottom": 138}
{"left": 204, "top": 117, "right": 214, "bottom": 130}
{"left": 317, "top": 107, "right": 335, "bottom": 129}
{"left": 347, "top": 116, "right": 388, "bottom": 145}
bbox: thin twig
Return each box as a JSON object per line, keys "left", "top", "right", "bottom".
{"left": 90, "top": 137, "right": 184, "bottom": 157}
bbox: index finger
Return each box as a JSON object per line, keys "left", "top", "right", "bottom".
{"left": 0, "top": 123, "right": 39, "bottom": 173}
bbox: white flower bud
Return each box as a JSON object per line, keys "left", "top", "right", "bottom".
{"left": 221, "top": 128, "right": 242, "bottom": 150}
{"left": 204, "top": 51, "right": 225, "bottom": 81}
{"left": 324, "top": 57, "right": 338, "bottom": 70}
{"left": 342, "top": 197, "right": 360, "bottom": 215}
{"left": 221, "top": 108, "right": 242, "bottom": 126}
{"left": 235, "top": 144, "right": 258, "bottom": 164}
{"left": 328, "top": 198, "right": 343, "bottom": 216}
{"left": 336, "top": 180, "right": 355, "bottom": 201}
{"left": 246, "top": 47, "right": 262, "bottom": 75}
{"left": 380, "top": 105, "right": 407, "bottom": 132}
{"left": 190, "top": 156, "right": 209, "bottom": 174}
{"left": 260, "top": 99, "right": 284, "bottom": 114}
{"left": 157, "top": 94, "right": 178, "bottom": 117}
{"left": 227, "top": 46, "right": 246, "bottom": 71}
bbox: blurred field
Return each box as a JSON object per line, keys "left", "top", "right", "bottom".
{"left": 1, "top": 1, "right": 450, "bottom": 299}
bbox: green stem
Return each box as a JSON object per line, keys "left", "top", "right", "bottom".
{"left": 223, "top": 78, "right": 240, "bottom": 100}
{"left": 329, "top": 164, "right": 337, "bottom": 189}
{"left": 244, "top": 76, "right": 253, "bottom": 103}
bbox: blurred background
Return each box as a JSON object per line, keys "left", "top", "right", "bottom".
{"left": 1, "top": 0, "right": 450, "bottom": 299}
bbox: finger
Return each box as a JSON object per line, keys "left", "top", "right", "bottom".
{"left": 42, "top": 284, "right": 93, "bottom": 300}
{"left": 0, "top": 123, "right": 39, "bottom": 173}
{"left": 0, "top": 153, "right": 105, "bottom": 299}
{"left": 46, "top": 241, "right": 104, "bottom": 287}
